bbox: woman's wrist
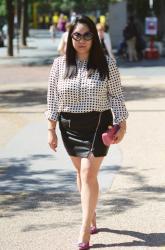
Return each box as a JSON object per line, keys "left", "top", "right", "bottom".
{"left": 120, "top": 126, "right": 126, "bottom": 133}
{"left": 48, "top": 119, "right": 56, "bottom": 131}
{"left": 119, "top": 120, "right": 126, "bottom": 133}
{"left": 48, "top": 128, "right": 56, "bottom": 132}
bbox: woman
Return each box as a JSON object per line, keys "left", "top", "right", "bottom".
{"left": 46, "top": 16, "right": 128, "bottom": 250}
{"left": 49, "top": 23, "right": 56, "bottom": 42}
{"left": 96, "top": 23, "right": 114, "bottom": 58}
{"left": 57, "top": 22, "right": 72, "bottom": 55}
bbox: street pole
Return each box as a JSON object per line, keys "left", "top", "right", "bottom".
{"left": 144, "top": 0, "right": 159, "bottom": 59}
{"left": 149, "top": 0, "right": 154, "bottom": 52}
{"left": 16, "top": 0, "right": 20, "bottom": 54}
{"left": 149, "top": 0, "right": 154, "bottom": 17}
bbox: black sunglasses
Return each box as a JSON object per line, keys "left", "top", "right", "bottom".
{"left": 71, "top": 32, "right": 93, "bottom": 41}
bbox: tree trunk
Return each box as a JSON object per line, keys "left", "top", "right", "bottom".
{"left": 21, "top": 0, "right": 28, "bottom": 46}
{"left": 159, "top": 0, "right": 165, "bottom": 39}
{"left": 17, "top": 0, "right": 22, "bottom": 29}
{"left": 6, "top": 0, "right": 14, "bottom": 56}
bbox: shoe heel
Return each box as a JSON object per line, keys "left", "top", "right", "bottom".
{"left": 90, "top": 226, "right": 98, "bottom": 234}
{"left": 78, "top": 242, "right": 90, "bottom": 250}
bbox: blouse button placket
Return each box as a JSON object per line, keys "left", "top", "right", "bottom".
{"left": 77, "top": 60, "right": 86, "bottom": 103}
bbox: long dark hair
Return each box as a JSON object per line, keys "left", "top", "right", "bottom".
{"left": 64, "top": 15, "right": 109, "bottom": 80}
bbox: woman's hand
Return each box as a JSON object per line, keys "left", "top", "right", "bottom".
{"left": 114, "top": 120, "right": 126, "bottom": 144}
{"left": 48, "top": 130, "right": 58, "bottom": 151}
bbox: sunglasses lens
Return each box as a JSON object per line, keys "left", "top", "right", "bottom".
{"left": 84, "top": 32, "right": 93, "bottom": 40}
{"left": 72, "top": 32, "right": 81, "bottom": 41}
{"left": 72, "top": 32, "right": 93, "bottom": 41}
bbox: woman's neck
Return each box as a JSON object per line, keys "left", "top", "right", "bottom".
{"left": 76, "top": 53, "right": 89, "bottom": 61}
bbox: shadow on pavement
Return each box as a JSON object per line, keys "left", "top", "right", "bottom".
{"left": 0, "top": 154, "right": 80, "bottom": 217}
{"left": 1, "top": 159, "right": 165, "bottom": 219}
{"left": 92, "top": 228, "right": 165, "bottom": 248}
{"left": 1, "top": 84, "right": 165, "bottom": 111}
{"left": 0, "top": 88, "right": 47, "bottom": 108}
{"left": 0, "top": 154, "right": 77, "bottom": 194}
{"left": 124, "top": 85, "right": 165, "bottom": 102}
{"left": 0, "top": 192, "right": 80, "bottom": 218}
{"left": 26, "top": 57, "right": 55, "bottom": 66}
{"left": 99, "top": 166, "right": 165, "bottom": 216}
{"left": 117, "top": 57, "right": 165, "bottom": 68}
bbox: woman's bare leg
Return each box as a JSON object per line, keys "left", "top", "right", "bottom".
{"left": 79, "top": 154, "right": 104, "bottom": 243}
{"left": 70, "top": 156, "right": 98, "bottom": 230}
{"left": 70, "top": 156, "right": 81, "bottom": 192}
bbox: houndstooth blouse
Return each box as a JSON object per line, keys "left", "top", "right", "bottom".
{"left": 46, "top": 56, "right": 128, "bottom": 124}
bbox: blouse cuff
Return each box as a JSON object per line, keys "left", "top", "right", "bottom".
{"left": 111, "top": 96, "right": 129, "bottom": 124}
{"left": 45, "top": 110, "right": 59, "bottom": 121}
{"left": 114, "top": 112, "right": 129, "bottom": 124}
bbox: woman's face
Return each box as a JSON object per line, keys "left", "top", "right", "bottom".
{"left": 71, "top": 23, "right": 93, "bottom": 58}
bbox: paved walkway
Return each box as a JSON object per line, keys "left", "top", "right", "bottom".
{"left": 0, "top": 30, "right": 165, "bottom": 250}
{"left": 0, "top": 29, "right": 60, "bottom": 66}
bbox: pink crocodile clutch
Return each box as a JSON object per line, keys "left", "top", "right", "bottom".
{"left": 102, "top": 125, "right": 120, "bottom": 146}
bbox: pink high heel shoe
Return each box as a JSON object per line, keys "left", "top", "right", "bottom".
{"left": 90, "top": 226, "right": 98, "bottom": 234}
{"left": 78, "top": 242, "right": 90, "bottom": 250}
{"left": 90, "top": 212, "right": 98, "bottom": 234}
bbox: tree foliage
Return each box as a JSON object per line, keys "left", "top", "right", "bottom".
{"left": 0, "top": 0, "right": 6, "bottom": 16}
{"left": 49, "top": 0, "right": 110, "bottom": 13}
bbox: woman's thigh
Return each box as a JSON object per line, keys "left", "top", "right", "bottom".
{"left": 70, "top": 154, "right": 104, "bottom": 177}
{"left": 81, "top": 154, "right": 104, "bottom": 177}
{"left": 70, "top": 156, "right": 81, "bottom": 172}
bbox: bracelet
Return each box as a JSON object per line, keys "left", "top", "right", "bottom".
{"left": 48, "top": 128, "right": 55, "bottom": 131}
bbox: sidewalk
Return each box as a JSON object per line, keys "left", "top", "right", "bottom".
{"left": 0, "top": 29, "right": 60, "bottom": 66}
{"left": 0, "top": 30, "right": 165, "bottom": 250}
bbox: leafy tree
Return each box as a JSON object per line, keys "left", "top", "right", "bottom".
{"left": 2, "top": 0, "right": 164, "bottom": 56}
{"left": 50, "top": 0, "right": 110, "bottom": 13}
{"left": 0, "top": 0, "right": 6, "bottom": 16}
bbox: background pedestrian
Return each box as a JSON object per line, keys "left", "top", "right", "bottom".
{"left": 123, "top": 16, "right": 138, "bottom": 62}
{"left": 49, "top": 23, "right": 56, "bottom": 42}
{"left": 57, "top": 22, "right": 72, "bottom": 55}
{"left": 96, "top": 23, "right": 114, "bottom": 58}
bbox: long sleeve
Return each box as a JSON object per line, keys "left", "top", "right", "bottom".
{"left": 107, "top": 58, "right": 129, "bottom": 124}
{"left": 45, "top": 58, "right": 59, "bottom": 121}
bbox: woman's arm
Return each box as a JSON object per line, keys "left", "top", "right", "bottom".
{"left": 57, "top": 33, "right": 66, "bottom": 55}
{"left": 45, "top": 58, "right": 60, "bottom": 122}
{"left": 45, "top": 58, "right": 60, "bottom": 151}
{"left": 107, "top": 58, "right": 128, "bottom": 143}
{"left": 48, "top": 120, "right": 58, "bottom": 151}
{"left": 107, "top": 58, "right": 129, "bottom": 125}
{"left": 105, "top": 32, "right": 114, "bottom": 59}
{"left": 48, "top": 120, "right": 57, "bottom": 130}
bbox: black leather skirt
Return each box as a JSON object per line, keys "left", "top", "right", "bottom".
{"left": 59, "top": 109, "right": 113, "bottom": 158}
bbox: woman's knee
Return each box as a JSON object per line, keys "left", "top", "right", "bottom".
{"left": 80, "top": 166, "right": 97, "bottom": 184}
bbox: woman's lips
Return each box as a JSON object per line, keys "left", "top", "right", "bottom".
{"left": 78, "top": 45, "right": 86, "bottom": 48}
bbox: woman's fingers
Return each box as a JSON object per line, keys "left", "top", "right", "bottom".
{"left": 48, "top": 133, "right": 58, "bottom": 151}
{"left": 114, "top": 129, "right": 125, "bottom": 144}
{"left": 49, "top": 142, "right": 57, "bottom": 151}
